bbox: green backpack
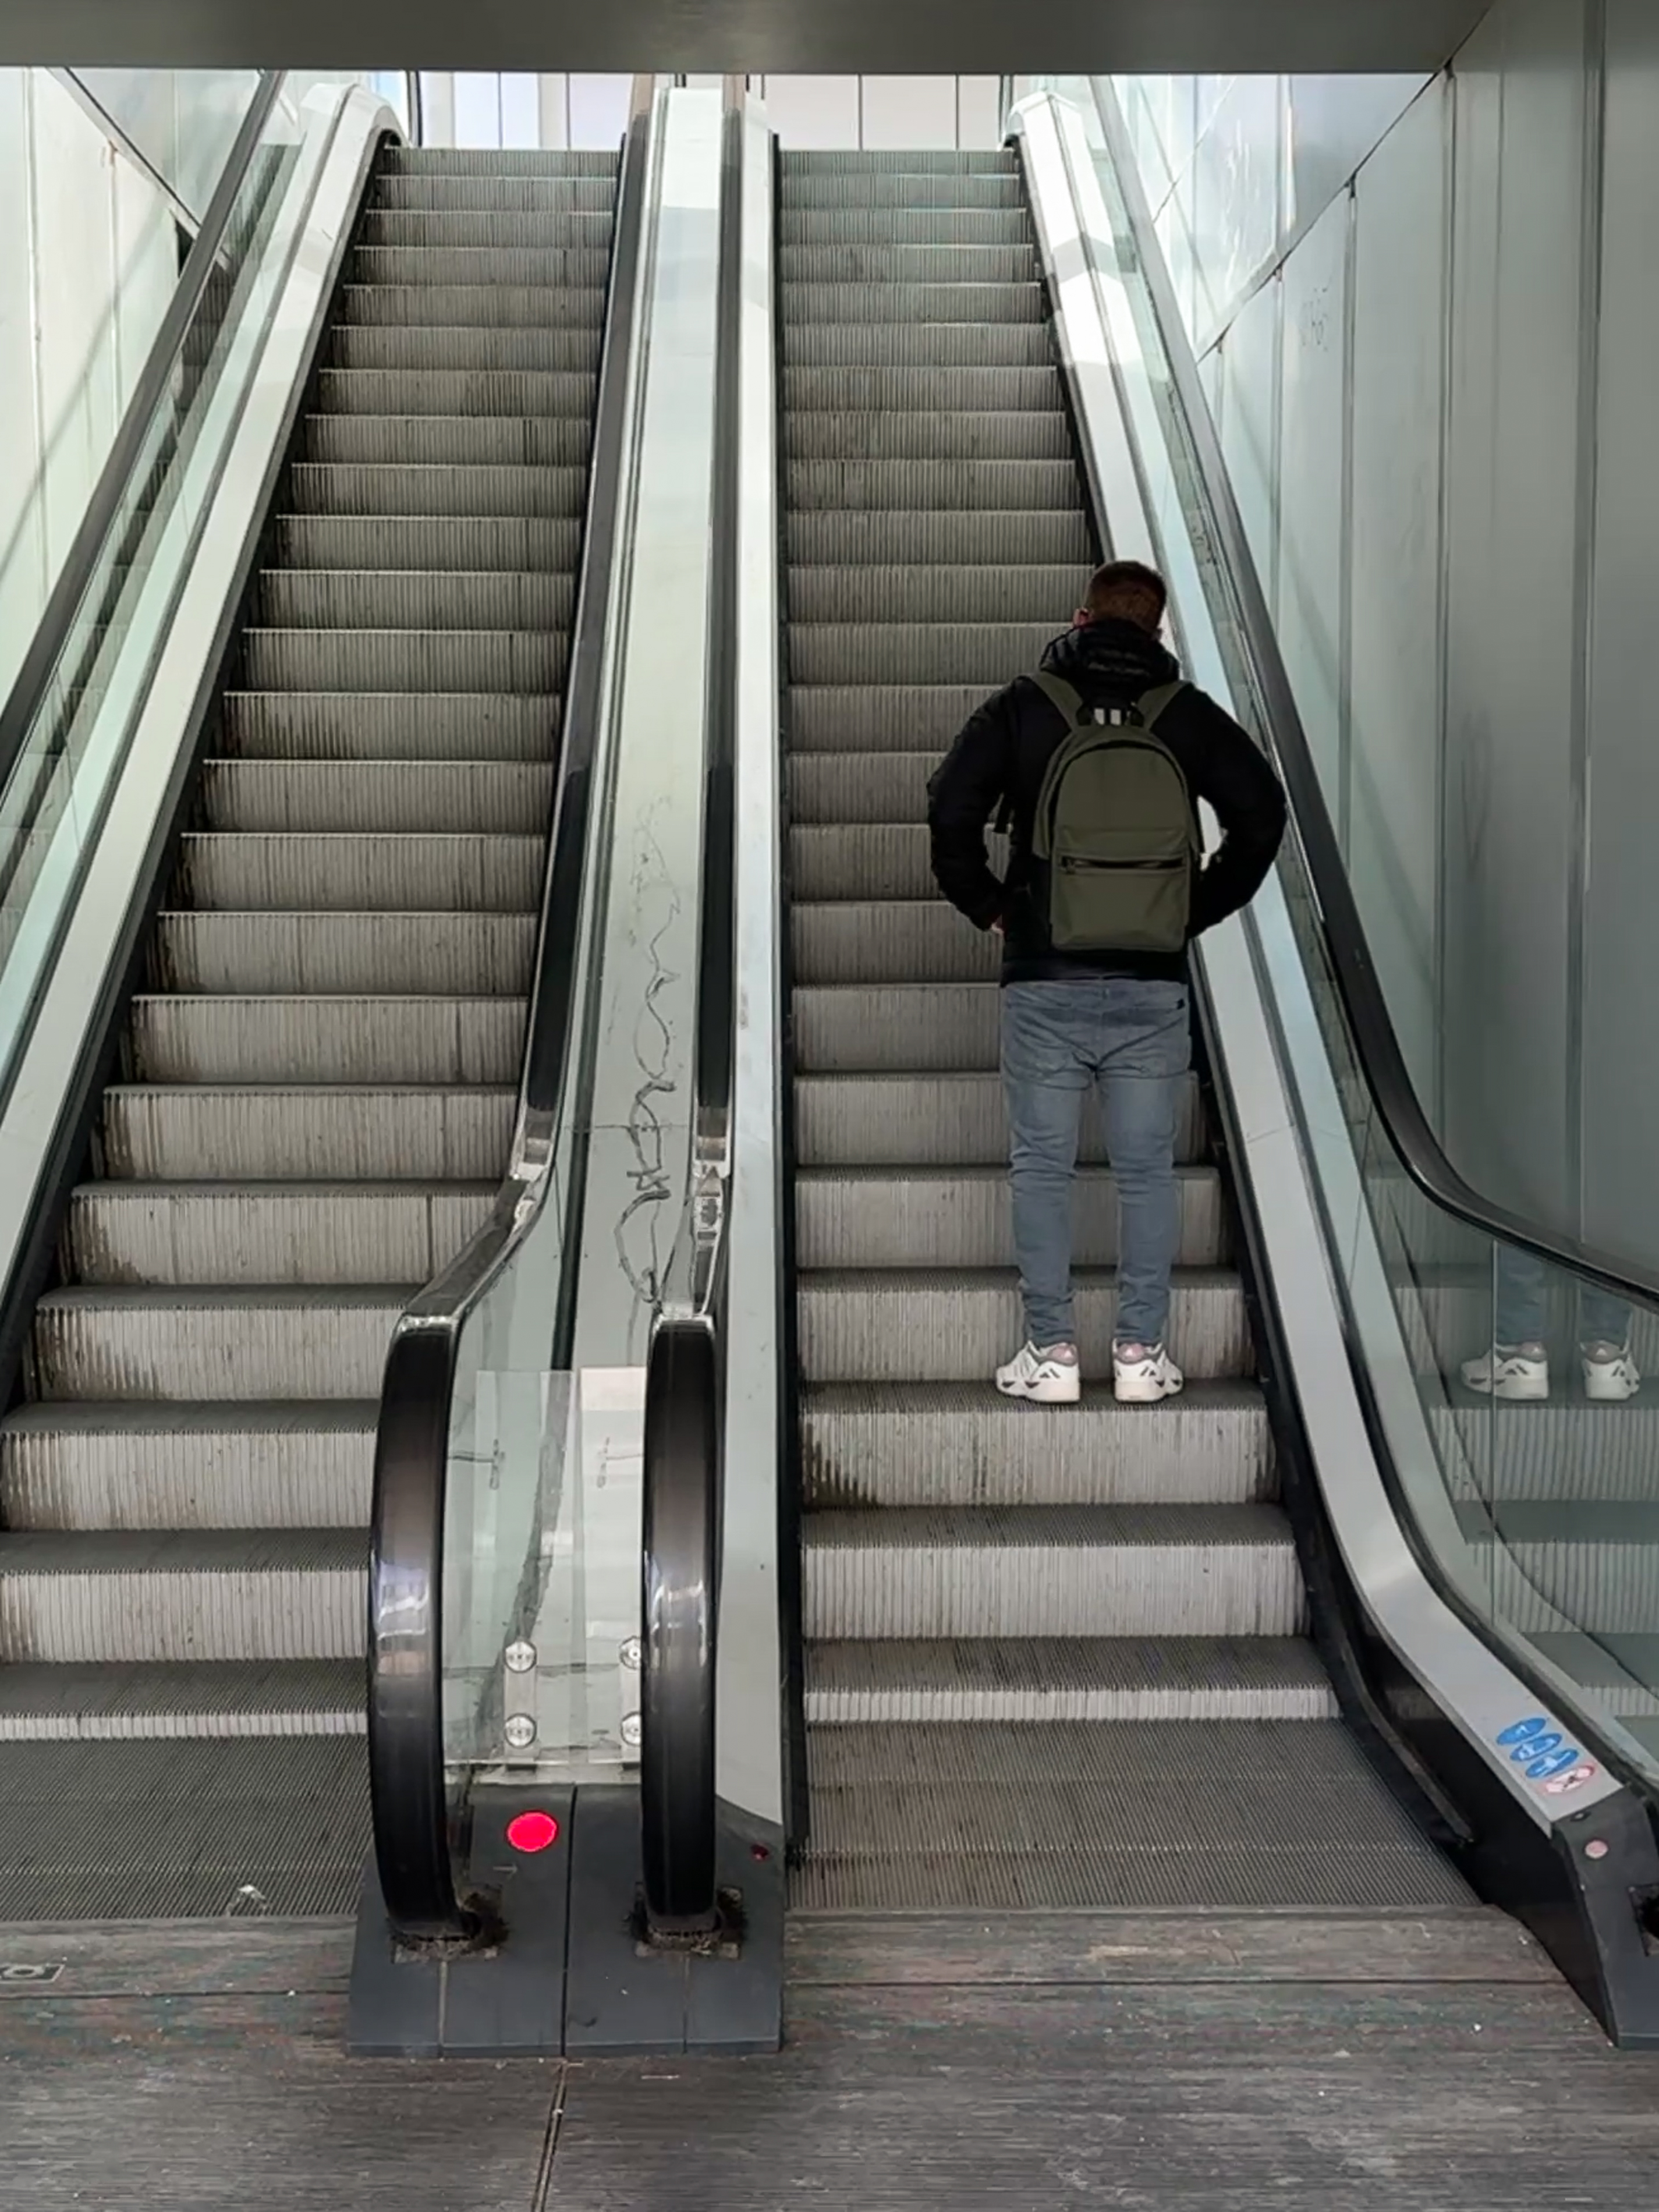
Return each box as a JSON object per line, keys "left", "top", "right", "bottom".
{"left": 1026, "top": 672, "right": 1199, "bottom": 955}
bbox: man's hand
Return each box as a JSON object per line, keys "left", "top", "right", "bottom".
{"left": 989, "top": 916, "right": 1005, "bottom": 936}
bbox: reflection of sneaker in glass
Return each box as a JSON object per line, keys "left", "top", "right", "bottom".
{"left": 1462, "top": 1344, "right": 1550, "bottom": 1401}
{"left": 1113, "top": 1342, "right": 1184, "bottom": 1404}
{"left": 996, "top": 1341, "right": 1081, "bottom": 1405}
{"left": 1583, "top": 1342, "right": 1640, "bottom": 1403}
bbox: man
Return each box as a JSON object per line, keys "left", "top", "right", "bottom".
{"left": 927, "top": 559, "right": 1287, "bottom": 1405}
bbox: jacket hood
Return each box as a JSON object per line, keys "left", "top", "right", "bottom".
{"left": 1041, "top": 616, "right": 1180, "bottom": 703}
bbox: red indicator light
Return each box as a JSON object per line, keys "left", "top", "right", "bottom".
{"left": 506, "top": 1811, "right": 561, "bottom": 1854}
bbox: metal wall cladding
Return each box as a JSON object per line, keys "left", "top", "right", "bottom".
{"left": 1214, "top": 270, "right": 1281, "bottom": 622}
{"left": 1348, "top": 76, "right": 1448, "bottom": 1108}
{"left": 1441, "top": 0, "right": 1591, "bottom": 1231}
{"left": 1274, "top": 190, "right": 1350, "bottom": 830}
{"left": 1579, "top": 0, "right": 1659, "bottom": 1269}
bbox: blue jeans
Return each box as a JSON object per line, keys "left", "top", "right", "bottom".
{"left": 1494, "top": 1244, "right": 1629, "bottom": 1349}
{"left": 1001, "top": 978, "right": 1190, "bottom": 1349}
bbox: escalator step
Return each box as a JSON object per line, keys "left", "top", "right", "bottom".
{"left": 327, "top": 321, "right": 602, "bottom": 371}
{"left": 336, "top": 282, "right": 608, "bottom": 329}
{"left": 374, "top": 174, "right": 618, "bottom": 212}
{"left": 149, "top": 909, "right": 536, "bottom": 995}
{"left": 781, "top": 281, "right": 1048, "bottom": 327}
{"left": 787, "top": 511, "right": 1090, "bottom": 566}
{"left": 801, "top": 1381, "right": 1271, "bottom": 1510}
{"left": 268, "top": 513, "right": 582, "bottom": 576}
{"left": 788, "top": 459, "right": 1080, "bottom": 513}
{"left": 101, "top": 1083, "right": 513, "bottom": 1182}
{"left": 792, "top": 976, "right": 983, "bottom": 1076}
{"left": 302, "top": 412, "right": 592, "bottom": 467}
{"left": 126, "top": 993, "right": 526, "bottom": 1083}
{"left": 782, "top": 209, "right": 1034, "bottom": 248}
{"left": 794, "top": 1721, "right": 1472, "bottom": 1913}
{"left": 790, "top": 564, "right": 1083, "bottom": 623}
{"left": 0, "top": 1529, "right": 366, "bottom": 1661}
{"left": 0, "top": 1658, "right": 366, "bottom": 1739}
{"left": 198, "top": 756, "right": 555, "bottom": 833}
{"left": 798, "top": 1268, "right": 1251, "bottom": 1385}
{"left": 781, "top": 169, "right": 1026, "bottom": 210}
{"left": 785, "top": 320, "right": 1053, "bottom": 367}
{"left": 789, "top": 817, "right": 1009, "bottom": 901}
{"left": 358, "top": 210, "right": 615, "bottom": 250}
{"left": 381, "top": 146, "right": 619, "bottom": 176}
{"left": 794, "top": 1070, "right": 1205, "bottom": 1165}
{"left": 787, "top": 412, "right": 1071, "bottom": 463}
{"left": 173, "top": 828, "right": 543, "bottom": 910}
{"left": 254, "top": 568, "right": 573, "bottom": 633}
{"left": 804, "top": 1504, "right": 1306, "bottom": 1640}
{"left": 65, "top": 1183, "right": 492, "bottom": 1288}
{"left": 315, "top": 364, "right": 598, "bottom": 417}
{"left": 806, "top": 1637, "right": 1330, "bottom": 1722}
{"left": 795, "top": 1164, "right": 1226, "bottom": 1271}
{"left": 289, "top": 460, "right": 589, "bottom": 517}
{"left": 31, "top": 1288, "right": 410, "bottom": 1403}
{"left": 0, "top": 1402, "right": 376, "bottom": 1532}
{"left": 791, "top": 904, "right": 1001, "bottom": 988}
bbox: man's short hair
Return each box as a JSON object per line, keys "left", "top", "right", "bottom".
{"left": 1084, "top": 559, "right": 1168, "bottom": 632}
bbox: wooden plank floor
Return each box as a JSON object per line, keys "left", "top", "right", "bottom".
{"left": 3, "top": 1913, "right": 1659, "bottom": 2208}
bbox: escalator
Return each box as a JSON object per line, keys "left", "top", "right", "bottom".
{"left": 0, "top": 91, "right": 630, "bottom": 1916}
{"left": 777, "top": 145, "right": 1465, "bottom": 1914}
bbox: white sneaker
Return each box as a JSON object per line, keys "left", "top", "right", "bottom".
{"left": 1462, "top": 1344, "right": 1550, "bottom": 1401}
{"left": 1113, "top": 1342, "right": 1183, "bottom": 1404}
{"left": 1583, "top": 1342, "right": 1641, "bottom": 1403}
{"left": 995, "top": 1341, "right": 1081, "bottom": 1405}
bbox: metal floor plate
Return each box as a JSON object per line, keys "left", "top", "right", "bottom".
{"left": 0, "top": 1737, "right": 367, "bottom": 1918}
{"left": 793, "top": 1720, "right": 1470, "bottom": 1913}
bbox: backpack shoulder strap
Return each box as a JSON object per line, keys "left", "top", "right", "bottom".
{"left": 1134, "top": 679, "right": 1186, "bottom": 733}
{"left": 995, "top": 671, "right": 1084, "bottom": 836}
{"left": 1032, "top": 670, "right": 1085, "bottom": 725}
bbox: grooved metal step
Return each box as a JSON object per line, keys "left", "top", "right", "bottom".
{"left": 358, "top": 211, "right": 615, "bottom": 250}
{"left": 788, "top": 512, "right": 1090, "bottom": 570}
{"left": 0, "top": 1658, "right": 366, "bottom": 1740}
{"left": 127, "top": 994, "right": 526, "bottom": 1083}
{"left": 101, "top": 1086, "right": 513, "bottom": 1181}
{"left": 268, "top": 515, "right": 582, "bottom": 576}
{"left": 240, "top": 628, "right": 565, "bottom": 693}
{"left": 806, "top": 1638, "right": 1335, "bottom": 1724}
{"left": 782, "top": 210, "right": 1034, "bottom": 247}
{"left": 790, "top": 621, "right": 1064, "bottom": 687}
{"left": 175, "top": 831, "right": 543, "bottom": 911}
{"left": 1, "top": 1399, "right": 375, "bottom": 1533}
{"left": 316, "top": 364, "right": 599, "bottom": 415}
{"left": 66, "top": 1182, "right": 493, "bottom": 1285}
{"left": 791, "top": 565, "right": 1083, "bottom": 624}
{"left": 796, "top": 1165, "right": 1226, "bottom": 1270}
{"left": 780, "top": 246, "right": 1038, "bottom": 286}
{"left": 31, "top": 1287, "right": 408, "bottom": 1402}
{"left": 785, "top": 321, "right": 1054, "bottom": 368}
{"left": 793, "top": 1722, "right": 1473, "bottom": 1913}
{"left": 337, "top": 284, "right": 609, "bottom": 329}
{"left": 799, "top": 1269, "right": 1251, "bottom": 1385}
{"left": 302, "top": 413, "right": 593, "bottom": 467}
{"left": 150, "top": 910, "right": 536, "bottom": 995}
{"left": 804, "top": 1505, "right": 1306, "bottom": 1640}
{"left": 256, "top": 568, "right": 574, "bottom": 633}
{"left": 290, "top": 463, "right": 589, "bottom": 517}
{"left": 373, "top": 175, "right": 618, "bottom": 212}
{"left": 792, "top": 909, "right": 999, "bottom": 987}
{"left": 795, "top": 1072, "right": 1205, "bottom": 1166}
{"left": 198, "top": 757, "right": 554, "bottom": 834}
{"left": 781, "top": 172, "right": 1026, "bottom": 209}
{"left": 789, "top": 751, "right": 936, "bottom": 823}
{"left": 782, "top": 282, "right": 1047, "bottom": 327}
{"left": 791, "top": 819, "right": 1011, "bottom": 899}
{"left": 786, "top": 680, "right": 1015, "bottom": 750}
{"left": 784, "top": 366, "right": 1057, "bottom": 409}
{"left": 793, "top": 982, "right": 999, "bottom": 1068}
{"left": 328, "top": 324, "right": 603, "bottom": 371}
{"left": 220, "top": 690, "right": 561, "bottom": 761}
{"left": 788, "top": 460, "right": 1077, "bottom": 514}
{"left": 0, "top": 1529, "right": 364, "bottom": 1661}
{"left": 788, "top": 413, "right": 1070, "bottom": 463}
{"left": 801, "top": 1381, "right": 1273, "bottom": 1510}
{"left": 352, "top": 244, "right": 612, "bottom": 288}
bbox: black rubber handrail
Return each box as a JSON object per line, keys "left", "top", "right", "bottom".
{"left": 367, "top": 112, "right": 653, "bottom": 1942}
{"left": 640, "top": 1315, "right": 721, "bottom": 1930}
{"left": 635, "top": 94, "right": 747, "bottom": 1937}
{"left": 1087, "top": 78, "right": 1659, "bottom": 1318}
{"left": 0, "top": 72, "right": 283, "bottom": 817}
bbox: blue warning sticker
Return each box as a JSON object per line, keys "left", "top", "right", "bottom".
{"left": 1497, "top": 1717, "right": 1550, "bottom": 1747}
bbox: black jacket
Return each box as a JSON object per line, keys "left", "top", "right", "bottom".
{"left": 926, "top": 617, "right": 1288, "bottom": 983}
